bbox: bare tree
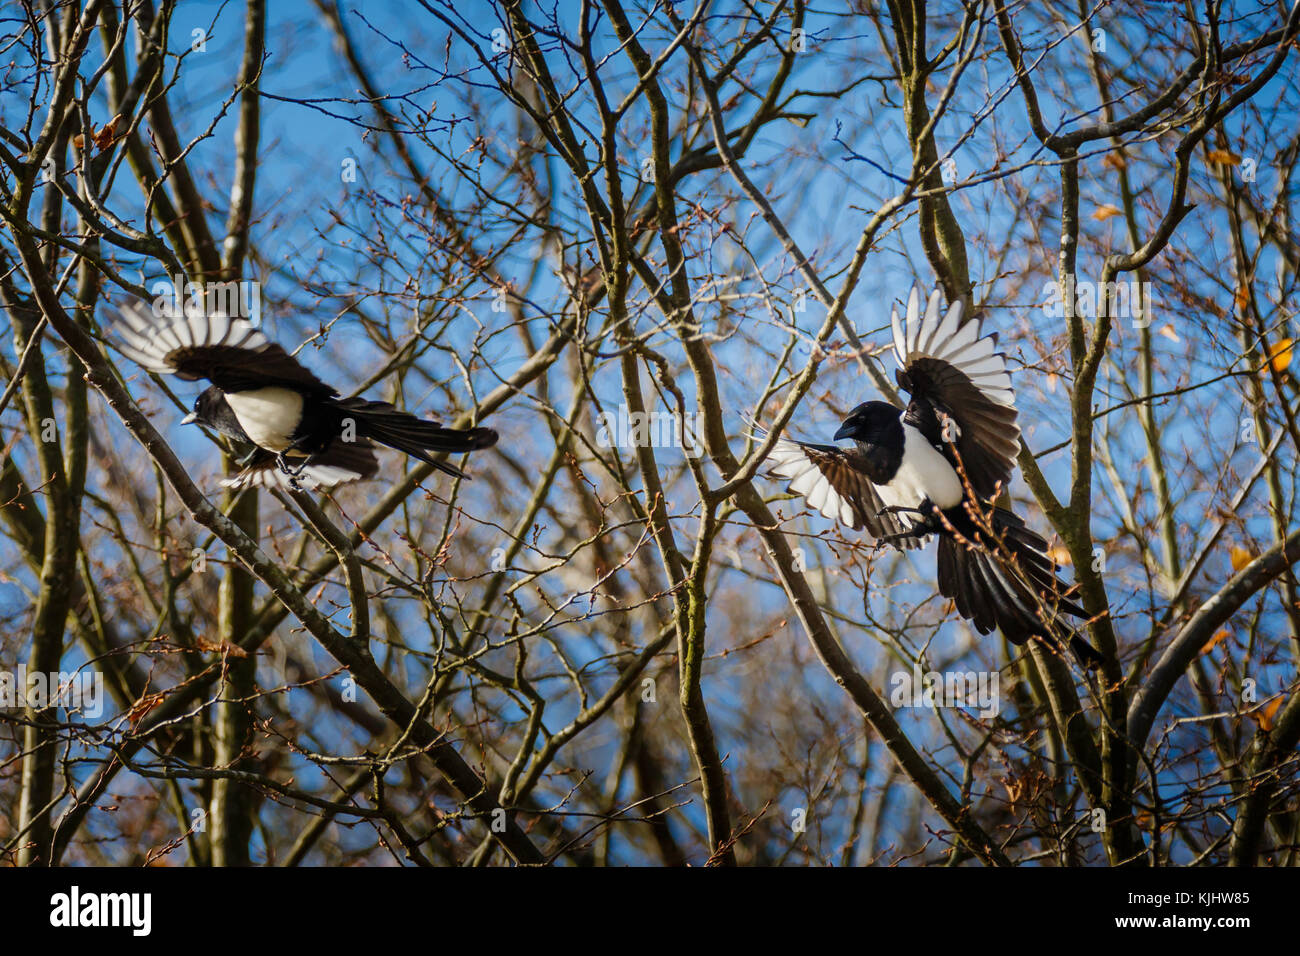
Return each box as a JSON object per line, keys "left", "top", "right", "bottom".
{"left": 1, "top": 0, "right": 1297, "bottom": 867}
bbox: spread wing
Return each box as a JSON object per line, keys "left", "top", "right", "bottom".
{"left": 767, "top": 436, "right": 926, "bottom": 548}
{"left": 114, "top": 297, "right": 336, "bottom": 396}
{"left": 221, "top": 438, "right": 379, "bottom": 490}
{"left": 891, "top": 287, "right": 1020, "bottom": 499}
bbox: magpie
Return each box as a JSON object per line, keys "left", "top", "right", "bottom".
{"left": 114, "top": 298, "right": 497, "bottom": 490}
{"left": 766, "top": 286, "right": 1102, "bottom": 669}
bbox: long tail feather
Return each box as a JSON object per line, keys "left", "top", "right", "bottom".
{"left": 936, "top": 506, "right": 1101, "bottom": 669}
{"left": 333, "top": 398, "right": 497, "bottom": 478}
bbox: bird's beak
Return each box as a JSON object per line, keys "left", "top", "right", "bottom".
{"left": 180, "top": 411, "right": 198, "bottom": 425}
{"left": 833, "top": 421, "right": 854, "bottom": 442}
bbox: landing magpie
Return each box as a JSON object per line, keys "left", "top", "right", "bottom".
{"left": 114, "top": 298, "right": 497, "bottom": 490}
{"left": 766, "top": 286, "right": 1102, "bottom": 669}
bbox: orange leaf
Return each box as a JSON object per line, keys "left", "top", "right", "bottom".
{"left": 1092, "top": 204, "right": 1122, "bottom": 221}
{"left": 1229, "top": 546, "right": 1253, "bottom": 573}
{"left": 1250, "top": 696, "right": 1283, "bottom": 731}
{"left": 1157, "top": 324, "right": 1180, "bottom": 343}
{"left": 195, "top": 637, "right": 250, "bottom": 658}
{"left": 1205, "top": 148, "right": 1242, "bottom": 166}
{"left": 127, "top": 692, "right": 165, "bottom": 729}
{"left": 91, "top": 115, "right": 121, "bottom": 151}
{"left": 1268, "top": 338, "right": 1294, "bottom": 374}
{"left": 1102, "top": 152, "right": 1127, "bottom": 171}
{"left": 1201, "top": 630, "right": 1230, "bottom": 655}
{"left": 1048, "top": 545, "right": 1072, "bottom": 566}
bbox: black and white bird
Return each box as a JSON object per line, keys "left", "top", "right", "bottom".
{"left": 766, "top": 286, "right": 1101, "bottom": 668}
{"left": 114, "top": 298, "right": 497, "bottom": 490}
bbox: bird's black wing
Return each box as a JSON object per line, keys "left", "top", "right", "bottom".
{"left": 221, "top": 438, "right": 379, "bottom": 491}
{"left": 890, "top": 287, "right": 1020, "bottom": 500}
{"left": 115, "top": 298, "right": 336, "bottom": 396}
{"left": 766, "top": 435, "right": 927, "bottom": 548}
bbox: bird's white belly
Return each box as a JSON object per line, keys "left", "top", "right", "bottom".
{"left": 225, "top": 387, "right": 304, "bottom": 452}
{"left": 878, "top": 424, "right": 963, "bottom": 511}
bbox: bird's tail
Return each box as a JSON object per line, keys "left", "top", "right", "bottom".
{"left": 936, "top": 506, "right": 1102, "bottom": 669}
{"left": 333, "top": 398, "right": 497, "bottom": 479}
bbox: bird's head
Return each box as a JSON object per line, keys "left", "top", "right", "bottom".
{"left": 181, "top": 386, "right": 247, "bottom": 443}
{"left": 833, "top": 401, "right": 901, "bottom": 444}
{"left": 181, "top": 387, "right": 220, "bottom": 427}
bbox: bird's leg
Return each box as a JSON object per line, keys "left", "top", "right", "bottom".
{"left": 275, "top": 448, "right": 317, "bottom": 477}
{"left": 873, "top": 529, "right": 917, "bottom": 548}
{"left": 271, "top": 456, "right": 302, "bottom": 492}
{"left": 874, "top": 499, "right": 941, "bottom": 544}
{"left": 276, "top": 449, "right": 320, "bottom": 493}
{"left": 287, "top": 455, "right": 315, "bottom": 477}
{"left": 874, "top": 504, "right": 928, "bottom": 520}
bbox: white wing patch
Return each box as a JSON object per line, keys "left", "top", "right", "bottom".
{"left": 890, "top": 287, "right": 1016, "bottom": 408}
{"left": 221, "top": 461, "right": 365, "bottom": 491}
{"left": 115, "top": 297, "right": 269, "bottom": 374}
{"left": 768, "top": 438, "right": 858, "bottom": 528}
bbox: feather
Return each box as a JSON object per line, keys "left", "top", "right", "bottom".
{"left": 891, "top": 304, "right": 907, "bottom": 361}
{"left": 905, "top": 286, "right": 922, "bottom": 354}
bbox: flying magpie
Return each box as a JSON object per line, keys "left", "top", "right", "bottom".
{"left": 766, "top": 286, "right": 1102, "bottom": 669}
{"left": 114, "top": 298, "right": 497, "bottom": 490}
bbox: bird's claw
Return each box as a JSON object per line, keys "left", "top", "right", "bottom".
{"left": 275, "top": 452, "right": 312, "bottom": 478}
{"left": 874, "top": 504, "right": 929, "bottom": 520}
{"left": 875, "top": 529, "right": 916, "bottom": 547}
